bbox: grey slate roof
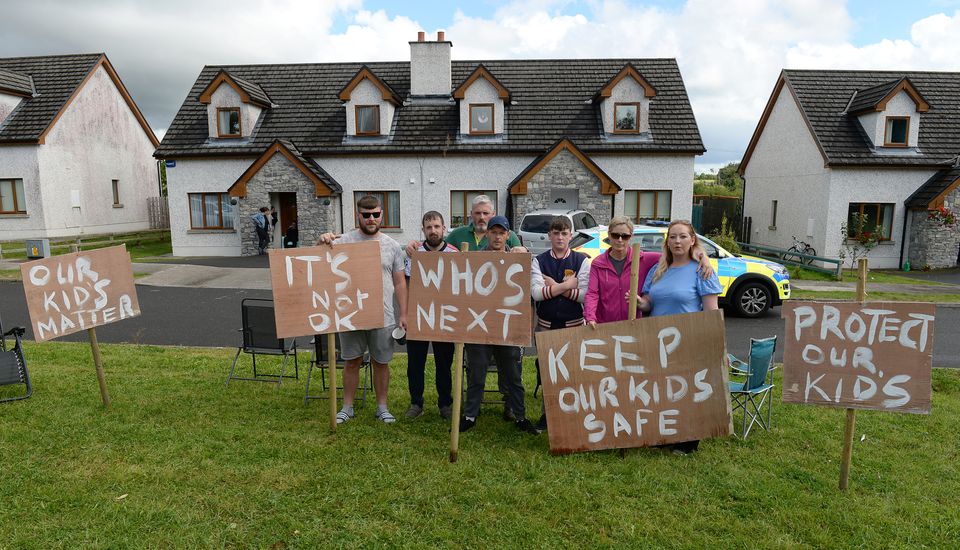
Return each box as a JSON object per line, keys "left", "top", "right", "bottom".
{"left": 846, "top": 78, "right": 903, "bottom": 114}
{"left": 0, "top": 68, "right": 34, "bottom": 96}
{"left": 222, "top": 70, "right": 272, "bottom": 107}
{"left": 783, "top": 69, "right": 960, "bottom": 167}
{"left": 155, "top": 58, "right": 704, "bottom": 158}
{"left": 905, "top": 165, "right": 960, "bottom": 208}
{"left": 276, "top": 139, "right": 342, "bottom": 192}
{"left": 0, "top": 53, "right": 102, "bottom": 142}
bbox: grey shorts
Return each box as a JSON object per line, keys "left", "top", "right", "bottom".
{"left": 339, "top": 325, "right": 395, "bottom": 364}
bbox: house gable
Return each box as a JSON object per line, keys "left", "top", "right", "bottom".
{"left": 509, "top": 138, "right": 620, "bottom": 196}
{"left": 227, "top": 140, "right": 339, "bottom": 198}
{"left": 597, "top": 64, "right": 657, "bottom": 136}
{"left": 339, "top": 67, "right": 400, "bottom": 138}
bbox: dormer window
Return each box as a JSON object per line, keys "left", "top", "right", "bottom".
{"left": 217, "top": 108, "right": 241, "bottom": 138}
{"left": 470, "top": 104, "right": 494, "bottom": 134}
{"left": 596, "top": 64, "right": 656, "bottom": 137}
{"left": 884, "top": 116, "right": 909, "bottom": 146}
{"left": 454, "top": 65, "right": 510, "bottom": 138}
{"left": 356, "top": 105, "right": 381, "bottom": 135}
{"left": 614, "top": 103, "right": 640, "bottom": 133}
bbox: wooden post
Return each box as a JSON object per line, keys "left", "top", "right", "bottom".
{"left": 87, "top": 328, "right": 111, "bottom": 408}
{"left": 449, "top": 242, "right": 471, "bottom": 463}
{"left": 328, "top": 332, "right": 338, "bottom": 433}
{"left": 840, "top": 258, "right": 868, "bottom": 490}
{"left": 620, "top": 243, "right": 643, "bottom": 459}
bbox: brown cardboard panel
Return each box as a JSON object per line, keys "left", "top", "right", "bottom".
{"left": 20, "top": 245, "right": 141, "bottom": 342}
{"left": 782, "top": 301, "right": 934, "bottom": 414}
{"left": 269, "top": 242, "right": 385, "bottom": 338}
{"left": 407, "top": 251, "right": 532, "bottom": 346}
{"left": 535, "top": 310, "right": 731, "bottom": 454}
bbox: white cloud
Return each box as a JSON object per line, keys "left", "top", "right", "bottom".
{"left": 7, "top": 0, "right": 960, "bottom": 170}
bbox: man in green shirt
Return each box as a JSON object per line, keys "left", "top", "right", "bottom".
{"left": 406, "top": 194, "right": 522, "bottom": 254}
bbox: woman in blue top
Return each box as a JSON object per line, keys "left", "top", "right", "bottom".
{"left": 639, "top": 219, "right": 723, "bottom": 454}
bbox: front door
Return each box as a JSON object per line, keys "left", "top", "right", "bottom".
{"left": 274, "top": 192, "right": 297, "bottom": 247}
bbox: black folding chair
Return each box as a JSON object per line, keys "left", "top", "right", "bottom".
{"left": 462, "top": 346, "right": 526, "bottom": 406}
{"left": 226, "top": 298, "right": 298, "bottom": 386}
{"left": 304, "top": 334, "right": 371, "bottom": 407}
{"left": 0, "top": 313, "right": 32, "bottom": 404}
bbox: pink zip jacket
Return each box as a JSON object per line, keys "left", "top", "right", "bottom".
{"left": 583, "top": 247, "right": 661, "bottom": 324}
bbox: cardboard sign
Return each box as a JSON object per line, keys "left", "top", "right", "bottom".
{"left": 407, "top": 251, "right": 532, "bottom": 347}
{"left": 20, "top": 245, "right": 141, "bottom": 342}
{"left": 782, "top": 301, "right": 934, "bottom": 414}
{"left": 269, "top": 242, "right": 385, "bottom": 338}
{"left": 535, "top": 310, "right": 731, "bottom": 454}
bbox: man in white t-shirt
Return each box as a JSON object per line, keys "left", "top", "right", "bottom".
{"left": 317, "top": 195, "right": 407, "bottom": 424}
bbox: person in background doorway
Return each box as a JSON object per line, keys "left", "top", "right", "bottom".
{"left": 284, "top": 221, "right": 299, "bottom": 248}
{"left": 252, "top": 206, "right": 270, "bottom": 255}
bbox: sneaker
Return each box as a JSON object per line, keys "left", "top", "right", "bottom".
{"left": 459, "top": 417, "right": 476, "bottom": 432}
{"left": 439, "top": 405, "right": 453, "bottom": 420}
{"left": 335, "top": 408, "right": 355, "bottom": 425}
{"left": 515, "top": 418, "right": 539, "bottom": 435}
{"left": 502, "top": 406, "right": 516, "bottom": 422}
{"left": 405, "top": 404, "right": 424, "bottom": 419}
{"left": 535, "top": 414, "right": 548, "bottom": 433}
{"left": 375, "top": 409, "right": 397, "bottom": 424}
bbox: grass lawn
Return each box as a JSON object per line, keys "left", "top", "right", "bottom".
{"left": 790, "top": 266, "right": 947, "bottom": 286}
{"left": 1, "top": 342, "right": 958, "bottom": 547}
{"left": 0, "top": 231, "right": 171, "bottom": 261}
{"left": 792, "top": 289, "right": 960, "bottom": 303}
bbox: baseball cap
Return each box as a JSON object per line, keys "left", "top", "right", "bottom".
{"left": 488, "top": 215, "right": 510, "bottom": 231}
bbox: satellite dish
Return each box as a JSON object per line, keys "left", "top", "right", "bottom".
{"left": 230, "top": 198, "right": 238, "bottom": 206}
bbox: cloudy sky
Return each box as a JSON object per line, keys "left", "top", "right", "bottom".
{"left": 5, "top": 0, "right": 960, "bottom": 171}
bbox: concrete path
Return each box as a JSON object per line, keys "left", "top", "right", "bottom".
{"left": 791, "top": 278, "right": 960, "bottom": 296}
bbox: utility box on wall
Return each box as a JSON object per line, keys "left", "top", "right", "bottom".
{"left": 25, "top": 239, "right": 51, "bottom": 259}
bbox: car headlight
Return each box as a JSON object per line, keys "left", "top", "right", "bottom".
{"left": 772, "top": 265, "right": 789, "bottom": 277}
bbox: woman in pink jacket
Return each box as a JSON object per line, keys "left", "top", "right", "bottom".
{"left": 585, "top": 216, "right": 712, "bottom": 327}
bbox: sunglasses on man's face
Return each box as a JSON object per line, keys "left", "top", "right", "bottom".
{"left": 608, "top": 232, "right": 632, "bottom": 241}
{"left": 360, "top": 211, "right": 382, "bottom": 219}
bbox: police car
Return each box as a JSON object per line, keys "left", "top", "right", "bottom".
{"left": 570, "top": 225, "right": 791, "bottom": 318}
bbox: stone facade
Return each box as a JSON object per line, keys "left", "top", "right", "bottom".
{"left": 511, "top": 149, "right": 613, "bottom": 227}
{"left": 907, "top": 187, "right": 960, "bottom": 269}
{"left": 237, "top": 153, "right": 339, "bottom": 256}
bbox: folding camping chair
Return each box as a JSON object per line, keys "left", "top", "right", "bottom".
{"left": 304, "top": 334, "right": 372, "bottom": 407}
{"left": 0, "top": 313, "right": 32, "bottom": 403}
{"left": 728, "top": 336, "right": 777, "bottom": 438}
{"left": 226, "top": 298, "right": 298, "bottom": 386}
{"left": 462, "top": 346, "right": 526, "bottom": 406}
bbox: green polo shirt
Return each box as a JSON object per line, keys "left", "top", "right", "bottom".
{"left": 446, "top": 224, "right": 522, "bottom": 251}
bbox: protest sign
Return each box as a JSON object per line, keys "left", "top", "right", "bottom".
{"left": 535, "top": 310, "right": 731, "bottom": 454}
{"left": 782, "top": 301, "right": 934, "bottom": 414}
{"left": 269, "top": 242, "right": 384, "bottom": 339}
{"left": 407, "top": 251, "right": 532, "bottom": 347}
{"left": 20, "top": 245, "right": 140, "bottom": 342}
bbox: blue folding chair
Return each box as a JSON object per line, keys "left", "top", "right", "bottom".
{"left": 728, "top": 336, "right": 776, "bottom": 438}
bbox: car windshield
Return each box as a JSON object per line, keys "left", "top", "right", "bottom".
{"left": 520, "top": 215, "right": 553, "bottom": 233}
{"left": 569, "top": 232, "right": 595, "bottom": 249}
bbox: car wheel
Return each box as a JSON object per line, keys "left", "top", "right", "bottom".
{"left": 733, "top": 281, "right": 772, "bottom": 318}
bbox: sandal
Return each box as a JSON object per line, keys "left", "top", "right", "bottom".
{"left": 375, "top": 409, "right": 396, "bottom": 424}
{"left": 336, "top": 409, "right": 354, "bottom": 425}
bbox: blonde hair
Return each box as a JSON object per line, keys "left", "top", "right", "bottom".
{"left": 651, "top": 220, "right": 704, "bottom": 284}
{"left": 607, "top": 216, "right": 634, "bottom": 236}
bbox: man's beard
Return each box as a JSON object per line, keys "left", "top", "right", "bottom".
{"left": 425, "top": 234, "right": 444, "bottom": 248}
{"left": 359, "top": 222, "right": 379, "bottom": 235}
{"left": 474, "top": 221, "right": 487, "bottom": 232}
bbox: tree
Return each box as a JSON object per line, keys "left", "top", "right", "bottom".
{"left": 717, "top": 162, "right": 743, "bottom": 192}
{"left": 838, "top": 212, "right": 882, "bottom": 268}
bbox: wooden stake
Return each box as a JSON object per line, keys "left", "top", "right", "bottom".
{"left": 87, "top": 328, "right": 111, "bottom": 408}
{"left": 840, "top": 258, "right": 868, "bottom": 491}
{"left": 328, "top": 332, "right": 337, "bottom": 433}
{"left": 620, "top": 243, "right": 643, "bottom": 460}
{"left": 449, "top": 242, "right": 471, "bottom": 463}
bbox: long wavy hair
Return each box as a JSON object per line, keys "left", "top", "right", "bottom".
{"left": 651, "top": 220, "right": 704, "bottom": 284}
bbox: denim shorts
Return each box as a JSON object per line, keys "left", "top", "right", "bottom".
{"left": 339, "top": 325, "right": 395, "bottom": 364}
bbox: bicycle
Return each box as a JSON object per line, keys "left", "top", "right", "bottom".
{"left": 785, "top": 235, "right": 817, "bottom": 265}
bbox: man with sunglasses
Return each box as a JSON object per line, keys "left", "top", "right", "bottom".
{"left": 317, "top": 195, "right": 407, "bottom": 425}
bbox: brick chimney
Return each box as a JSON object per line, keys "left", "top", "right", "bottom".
{"left": 409, "top": 31, "right": 451, "bottom": 97}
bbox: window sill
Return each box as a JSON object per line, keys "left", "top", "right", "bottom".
{"left": 844, "top": 238, "right": 893, "bottom": 245}
{"left": 113, "top": 203, "right": 124, "bottom": 209}
{"left": 0, "top": 213, "right": 29, "bottom": 218}
{"left": 187, "top": 229, "right": 236, "bottom": 234}
{"left": 380, "top": 228, "right": 403, "bottom": 233}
